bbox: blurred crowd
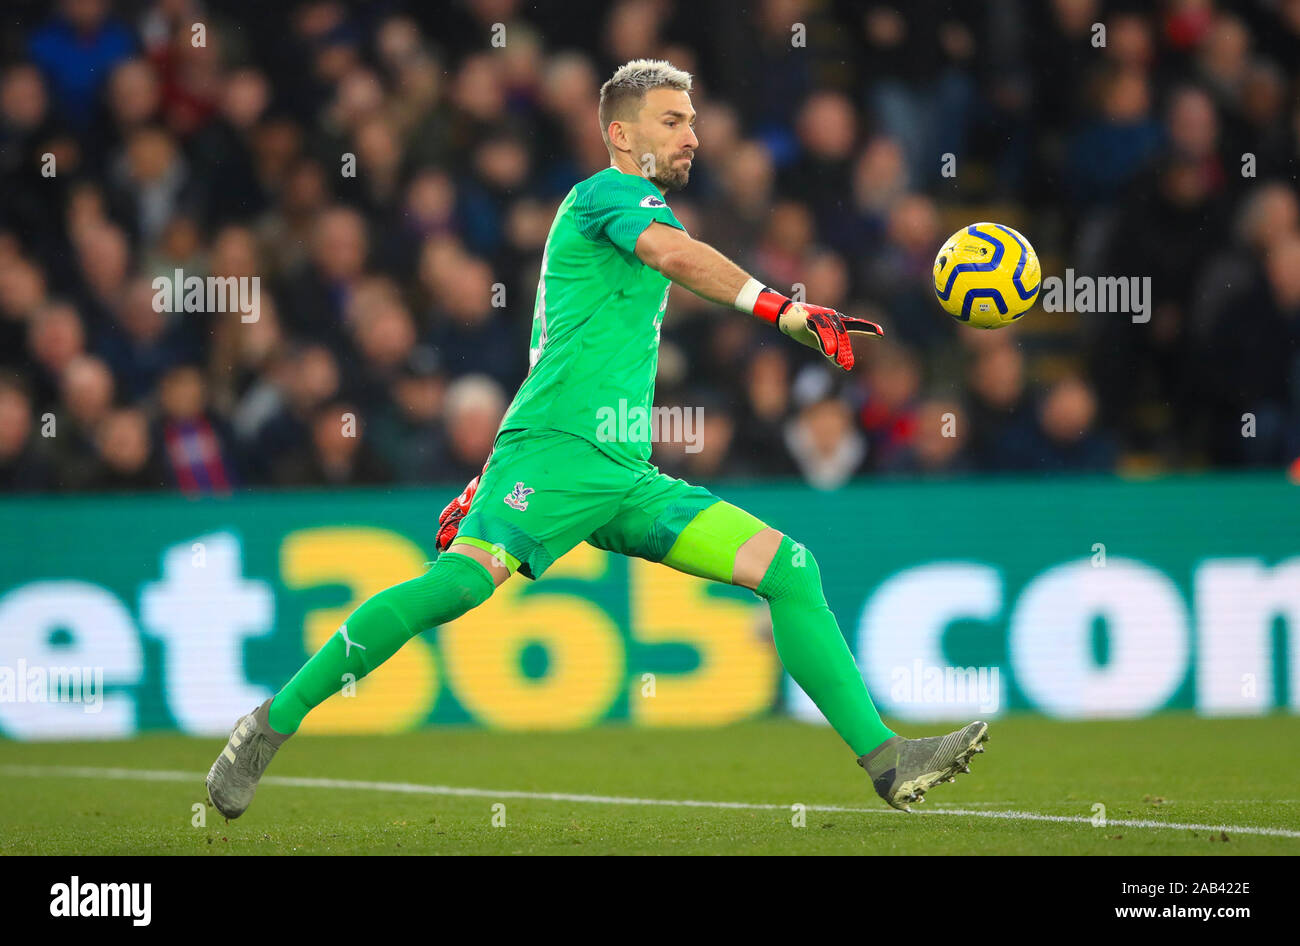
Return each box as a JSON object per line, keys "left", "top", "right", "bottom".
{"left": 2, "top": 0, "right": 1299, "bottom": 495}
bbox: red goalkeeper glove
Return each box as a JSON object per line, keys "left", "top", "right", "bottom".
{"left": 435, "top": 469, "right": 482, "bottom": 551}
{"left": 746, "top": 285, "right": 883, "bottom": 371}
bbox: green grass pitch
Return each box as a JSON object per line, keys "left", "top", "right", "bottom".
{"left": 2, "top": 714, "right": 1298, "bottom": 855}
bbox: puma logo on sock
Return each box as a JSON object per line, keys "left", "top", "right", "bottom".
{"left": 338, "top": 624, "right": 367, "bottom": 658}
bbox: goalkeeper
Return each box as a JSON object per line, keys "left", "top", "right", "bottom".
{"left": 207, "top": 60, "right": 988, "bottom": 819}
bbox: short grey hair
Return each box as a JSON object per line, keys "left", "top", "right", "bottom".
{"left": 598, "top": 59, "right": 693, "bottom": 149}
{"left": 443, "top": 373, "right": 506, "bottom": 423}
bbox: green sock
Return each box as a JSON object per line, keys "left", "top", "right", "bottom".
{"left": 757, "top": 536, "right": 895, "bottom": 756}
{"left": 268, "top": 552, "right": 495, "bottom": 735}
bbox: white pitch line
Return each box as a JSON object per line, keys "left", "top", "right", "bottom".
{"left": 3, "top": 764, "right": 1299, "bottom": 840}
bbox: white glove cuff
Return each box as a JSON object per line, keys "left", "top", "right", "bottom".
{"left": 733, "top": 276, "right": 765, "bottom": 313}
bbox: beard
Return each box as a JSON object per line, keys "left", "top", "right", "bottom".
{"left": 650, "top": 152, "right": 692, "bottom": 192}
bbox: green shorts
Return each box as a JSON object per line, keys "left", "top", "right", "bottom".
{"left": 455, "top": 428, "right": 761, "bottom": 580}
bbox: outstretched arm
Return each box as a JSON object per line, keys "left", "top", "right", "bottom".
{"left": 634, "top": 220, "right": 751, "bottom": 307}
{"left": 634, "top": 221, "right": 883, "bottom": 370}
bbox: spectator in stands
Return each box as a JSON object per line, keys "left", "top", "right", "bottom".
{"left": 155, "top": 364, "right": 238, "bottom": 494}
{"left": 26, "top": 0, "right": 135, "bottom": 130}
{"left": 106, "top": 125, "right": 197, "bottom": 247}
{"left": 860, "top": 194, "right": 947, "bottom": 350}
{"left": 0, "top": 256, "right": 48, "bottom": 370}
{"left": 1002, "top": 376, "right": 1117, "bottom": 472}
{"left": 424, "top": 252, "right": 522, "bottom": 389}
{"left": 785, "top": 381, "right": 870, "bottom": 491}
{"left": 272, "top": 400, "right": 394, "bottom": 487}
{"left": 1204, "top": 234, "right": 1300, "bottom": 466}
{"left": 0, "top": 374, "right": 53, "bottom": 491}
{"left": 1064, "top": 65, "right": 1162, "bottom": 208}
{"left": 348, "top": 284, "right": 420, "bottom": 415}
{"left": 852, "top": 343, "right": 922, "bottom": 470}
{"left": 879, "top": 396, "right": 972, "bottom": 475}
{"left": 367, "top": 345, "right": 447, "bottom": 484}
{"left": 441, "top": 374, "right": 506, "bottom": 481}
{"left": 733, "top": 346, "right": 799, "bottom": 477}
{"left": 93, "top": 58, "right": 161, "bottom": 165}
{"left": 87, "top": 406, "right": 164, "bottom": 490}
{"left": 25, "top": 301, "right": 86, "bottom": 412}
{"left": 51, "top": 354, "right": 114, "bottom": 489}
{"left": 189, "top": 67, "right": 270, "bottom": 228}
{"left": 237, "top": 343, "right": 341, "bottom": 483}
{"left": 71, "top": 222, "right": 131, "bottom": 328}
{"left": 96, "top": 277, "right": 198, "bottom": 400}
{"left": 964, "top": 339, "right": 1033, "bottom": 472}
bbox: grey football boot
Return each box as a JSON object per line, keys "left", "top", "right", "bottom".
{"left": 858, "top": 721, "right": 989, "bottom": 812}
{"left": 205, "top": 698, "right": 291, "bottom": 820}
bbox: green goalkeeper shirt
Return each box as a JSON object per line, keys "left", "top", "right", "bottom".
{"left": 497, "top": 166, "right": 686, "bottom": 468}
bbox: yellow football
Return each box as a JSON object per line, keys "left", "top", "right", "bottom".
{"left": 933, "top": 223, "right": 1041, "bottom": 328}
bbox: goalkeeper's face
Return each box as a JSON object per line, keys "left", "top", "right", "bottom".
{"left": 628, "top": 88, "right": 697, "bottom": 192}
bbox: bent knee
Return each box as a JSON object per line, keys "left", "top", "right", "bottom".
{"left": 445, "top": 541, "right": 514, "bottom": 588}
{"left": 403, "top": 549, "right": 499, "bottom": 629}
{"left": 753, "top": 534, "right": 825, "bottom": 602}
{"left": 733, "top": 527, "right": 786, "bottom": 590}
